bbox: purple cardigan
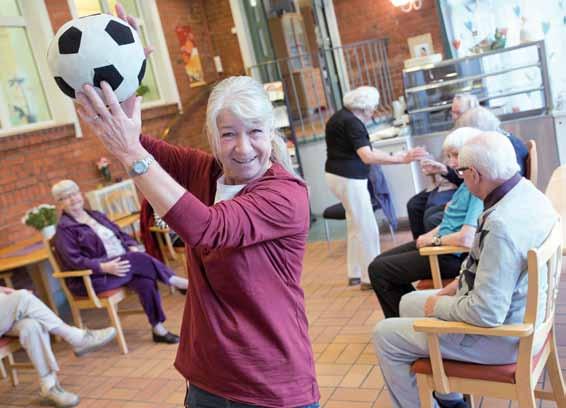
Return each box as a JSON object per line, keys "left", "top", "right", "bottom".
{"left": 54, "top": 210, "right": 138, "bottom": 275}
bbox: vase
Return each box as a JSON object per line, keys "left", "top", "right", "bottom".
{"left": 101, "top": 166, "right": 112, "bottom": 183}
{"left": 41, "top": 225, "right": 56, "bottom": 240}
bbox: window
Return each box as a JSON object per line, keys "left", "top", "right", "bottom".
{"left": 0, "top": 1, "right": 52, "bottom": 133}
{"left": 70, "top": 0, "right": 181, "bottom": 109}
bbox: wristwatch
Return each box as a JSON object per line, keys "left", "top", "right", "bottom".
{"left": 432, "top": 235, "right": 442, "bottom": 246}
{"left": 128, "top": 155, "right": 154, "bottom": 177}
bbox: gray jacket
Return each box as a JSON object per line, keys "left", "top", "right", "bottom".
{"left": 434, "top": 179, "right": 557, "bottom": 335}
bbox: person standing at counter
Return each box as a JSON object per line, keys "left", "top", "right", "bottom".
{"left": 324, "top": 86, "right": 427, "bottom": 290}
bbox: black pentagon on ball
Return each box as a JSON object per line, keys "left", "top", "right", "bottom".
{"left": 93, "top": 65, "right": 124, "bottom": 90}
{"left": 105, "top": 20, "right": 134, "bottom": 46}
{"left": 54, "top": 76, "right": 76, "bottom": 98}
{"left": 138, "top": 59, "right": 147, "bottom": 85}
{"left": 58, "top": 26, "right": 82, "bottom": 55}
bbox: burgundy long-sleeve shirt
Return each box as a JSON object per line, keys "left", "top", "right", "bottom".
{"left": 141, "top": 136, "right": 320, "bottom": 407}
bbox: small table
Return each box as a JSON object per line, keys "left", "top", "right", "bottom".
{"left": 0, "top": 237, "right": 57, "bottom": 314}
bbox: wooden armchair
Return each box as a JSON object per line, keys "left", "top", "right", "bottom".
{"left": 415, "top": 245, "right": 469, "bottom": 290}
{"left": 149, "top": 226, "right": 188, "bottom": 278}
{"left": 411, "top": 220, "right": 566, "bottom": 408}
{"left": 44, "top": 238, "right": 144, "bottom": 355}
{"left": 525, "top": 139, "right": 538, "bottom": 186}
{"left": 0, "top": 337, "right": 33, "bottom": 386}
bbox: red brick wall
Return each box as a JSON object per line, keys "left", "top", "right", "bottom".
{"left": 333, "top": 0, "right": 445, "bottom": 98}
{"left": 204, "top": 0, "right": 246, "bottom": 77}
{"left": 0, "top": 0, "right": 239, "bottom": 248}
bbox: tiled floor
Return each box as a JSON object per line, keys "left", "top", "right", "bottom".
{"left": 2, "top": 230, "right": 566, "bottom": 407}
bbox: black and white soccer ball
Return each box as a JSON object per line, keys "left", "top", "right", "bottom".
{"left": 47, "top": 13, "right": 146, "bottom": 102}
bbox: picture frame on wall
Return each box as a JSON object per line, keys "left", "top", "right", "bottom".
{"left": 407, "top": 33, "right": 435, "bottom": 58}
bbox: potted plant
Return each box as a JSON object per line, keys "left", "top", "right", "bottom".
{"left": 96, "top": 157, "right": 112, "bottom": 183}
{"left": 22, "top": 204, "right": 58, "bottom": 239}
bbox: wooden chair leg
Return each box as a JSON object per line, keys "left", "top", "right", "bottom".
{"left": 106, "top": 302, "right": 128, "bottom": 355}
{"left": 516, "top": 385, "right": 536, "bottom": 408}
{"left": 6, "top": 353, "right": 18, "bottom": 386}
{"left": 545, "top": 341, "right": 566, "bottom": 407}
{"left": 464, "top": 394, "right": 476, "bottom": 408}
{"left": 0, "top": 359, "right": 7, "bottom": 379}
{"left": 416, "top": 374, "right": 434, "bottom": 407}
{"left": 70, "top": 306, "right": 83, "bottom": 329}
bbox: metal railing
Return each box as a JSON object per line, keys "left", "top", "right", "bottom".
{"left": 246, "top": 38, "right": 394, "bottom": 143}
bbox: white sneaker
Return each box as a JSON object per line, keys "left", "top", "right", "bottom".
{"left": 39, "top": 384, "right": 80, "bottom": 407}
{"left": 73, "top": 327, "right": 116, "bottom": 357}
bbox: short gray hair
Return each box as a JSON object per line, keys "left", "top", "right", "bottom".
{"left": 455, "top": 107, "right": 500, "bottom": 131}
{"left": 51, "top": 179, "right": 80, "bottom": 201}
{"left": 442, "top": 127, "right": 483, "bottom": 152}
{"left": 459, "top": 131, "right": 520, "bottom": 180}
{"left": 453, "top": 93, "right": 479, "bottom": 111}
{"left": 343, "top": 86, "right": 380, "bottom": 112}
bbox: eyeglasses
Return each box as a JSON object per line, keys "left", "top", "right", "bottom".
{"left": 455, "top": 166, "right": 471, "bottom": 177}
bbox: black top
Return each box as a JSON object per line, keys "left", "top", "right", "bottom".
{"left": 442, "top": 130, "right": 529, "bottom": 186}
{"left": 325, "top": 108, "right": 371, "bottom": 179}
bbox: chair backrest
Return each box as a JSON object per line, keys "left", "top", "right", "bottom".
{"left": 525, "top": 139, "right": 538, "bottom": 186}
{"left": 519, "top": 219, "right": 563, "bottom": 371}
{"left": 103, "top": 189, "right": 140, "bottom": 221}
{"left": 545, "top": 165, "right": 566, "bottom": 249}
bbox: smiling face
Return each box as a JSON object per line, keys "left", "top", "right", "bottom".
{"left": 216, "top": 109, "right": 272, "bottom": 185}
{"left": 58, "top": 188, "right": 85, "bottom": 215}
{"left": 444, "top": 147, "right": 460, "bottom": 168}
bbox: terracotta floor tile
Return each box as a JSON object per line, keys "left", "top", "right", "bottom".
{"left": 330, "top": 387, "right": 380, "bottom": 402}
{"left": 339, "top": 364, "right": 373, "bottom": 388}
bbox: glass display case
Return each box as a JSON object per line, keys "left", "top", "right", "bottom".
{"left": 403, "top": 41, "right": 552, "bottom": 136}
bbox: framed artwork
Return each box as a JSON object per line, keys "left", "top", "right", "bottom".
{"left": 407, "top": 33, "right": 435, "bottom": 58}
{"left": 175, "top": 24, "right": 206, "bottom": 87}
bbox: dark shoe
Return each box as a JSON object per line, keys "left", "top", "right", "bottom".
{"left": 152, "top": 331, "right": 180, "bottom": 344}
{"left": 348, "top": 278, "right": 361, "bottom": 286}
{"left": 433, "top": 392, "right": 468, "bottom": 408}
{"left": 178, "top": 288, "right": 188, "bottom": 295}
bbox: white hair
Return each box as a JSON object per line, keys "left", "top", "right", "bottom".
{"left": 442, "top": 127, "right": 483, "bottom": 152}
{"left": 459, "top": 131, "right": 520, "bottom": 180}
{"left": 455, "top": 107, "right": 500, "bottom": 131}
{"left": 343, "top": 86, "right": 380, "bottom": 113}
{"left": 51, "top": 179, "right": 79, "bottom": 201}
{"left": 205, "top": 76, "right": 295, "bottom": 177}
{"left": 453, "top": 93, "right": 479, "bottom": 112}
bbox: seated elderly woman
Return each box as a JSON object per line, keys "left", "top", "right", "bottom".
{"left": 51, "top": 180, "right": 188, "bottom": 344}
{"left": 407, "top": 106, "right": 528, "bottom": 239}
{"left": 369, "top": 127, "right": 484, "bottom": 318}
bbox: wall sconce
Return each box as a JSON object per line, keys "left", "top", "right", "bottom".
{"left": 391, "top": 0, "right": 423, "bottom": 12}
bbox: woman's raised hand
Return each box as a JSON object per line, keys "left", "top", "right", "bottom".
{"left": 76, "top": 81, "right": 146, "bottom": 165}
{"left": 403, "top": 146, "right": 429, "bottom": 163}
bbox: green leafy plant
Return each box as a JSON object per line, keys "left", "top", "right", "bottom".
{"left": 21, "top": 204, "right": 57, "bottom": 231}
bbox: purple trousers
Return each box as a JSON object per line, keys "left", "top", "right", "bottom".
{"left": 68, "top": 252, "right": 174, "bottom": 326}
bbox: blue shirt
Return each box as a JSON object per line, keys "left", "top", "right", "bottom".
{"left": 439, "top": 184, "right": 484, "bottom": 237}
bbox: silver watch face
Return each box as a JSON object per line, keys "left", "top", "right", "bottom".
{"left": 132, "top": 161, "right": 146, "bottom": 174}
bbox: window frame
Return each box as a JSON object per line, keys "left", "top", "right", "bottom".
{"left": 0, "top": 1, "right": 81, "bottom": 138}
{"left": 67, "top": 0, "right": 181, "bottom": 112}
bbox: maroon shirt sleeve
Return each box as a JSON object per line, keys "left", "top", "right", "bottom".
{"left": 140, "top": 134, "right": 215, "bottom": 192}
{"left": 163, "top": 178, "right": 309, "bottom": 249}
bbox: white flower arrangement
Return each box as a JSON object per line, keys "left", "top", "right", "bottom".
{"left": 22, "top": 204, "right": 58, "bottom": 231}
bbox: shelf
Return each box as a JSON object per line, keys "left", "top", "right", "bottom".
{"left": 402, "top": 40, "right": 544, "bottom": 73}
{"left": 408, "top": 86, "right": 545, "bottom": 115}
{"left": 404, "top": 63, "right": 541, "bottom": 94}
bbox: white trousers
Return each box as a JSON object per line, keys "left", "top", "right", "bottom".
{"left": 0, "top": 290, "right": 64, "bottom": 377}
{"left": 372, "top": 290, "right": 519, "bottom": 408}
{"left": 325, "top": 172, "right": 380, "bottom": 283}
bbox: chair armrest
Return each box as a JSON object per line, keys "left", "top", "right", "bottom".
{"left": 413, "top": 318, "right": 533, "bottom": 337}
{"left": 52, "top": 269, "right": 93, "bottom": 278}
{"left": 419, "top": 246, "right": 470, "bottom": 256}
{"left": 149, "top": 226, "right": 171, "bottom": 233}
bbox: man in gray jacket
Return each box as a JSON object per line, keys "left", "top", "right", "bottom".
{"left": 372, "top": 131, "right": 558, "bottom": 408}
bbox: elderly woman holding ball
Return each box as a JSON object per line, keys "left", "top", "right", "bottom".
{"left": 73, "top": 7, "right": 320, "bottom": 407}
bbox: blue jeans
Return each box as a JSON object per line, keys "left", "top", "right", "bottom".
{"left": 185, "top": 384, "right": 320, "bottom": 408}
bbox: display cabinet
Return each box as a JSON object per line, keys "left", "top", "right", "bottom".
{"left": 402, "top": 41, "right": 552, "bottom": 135}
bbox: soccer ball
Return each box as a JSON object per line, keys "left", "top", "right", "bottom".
{"left": 47, "top": 13, "right": 146, "bottom": 102}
